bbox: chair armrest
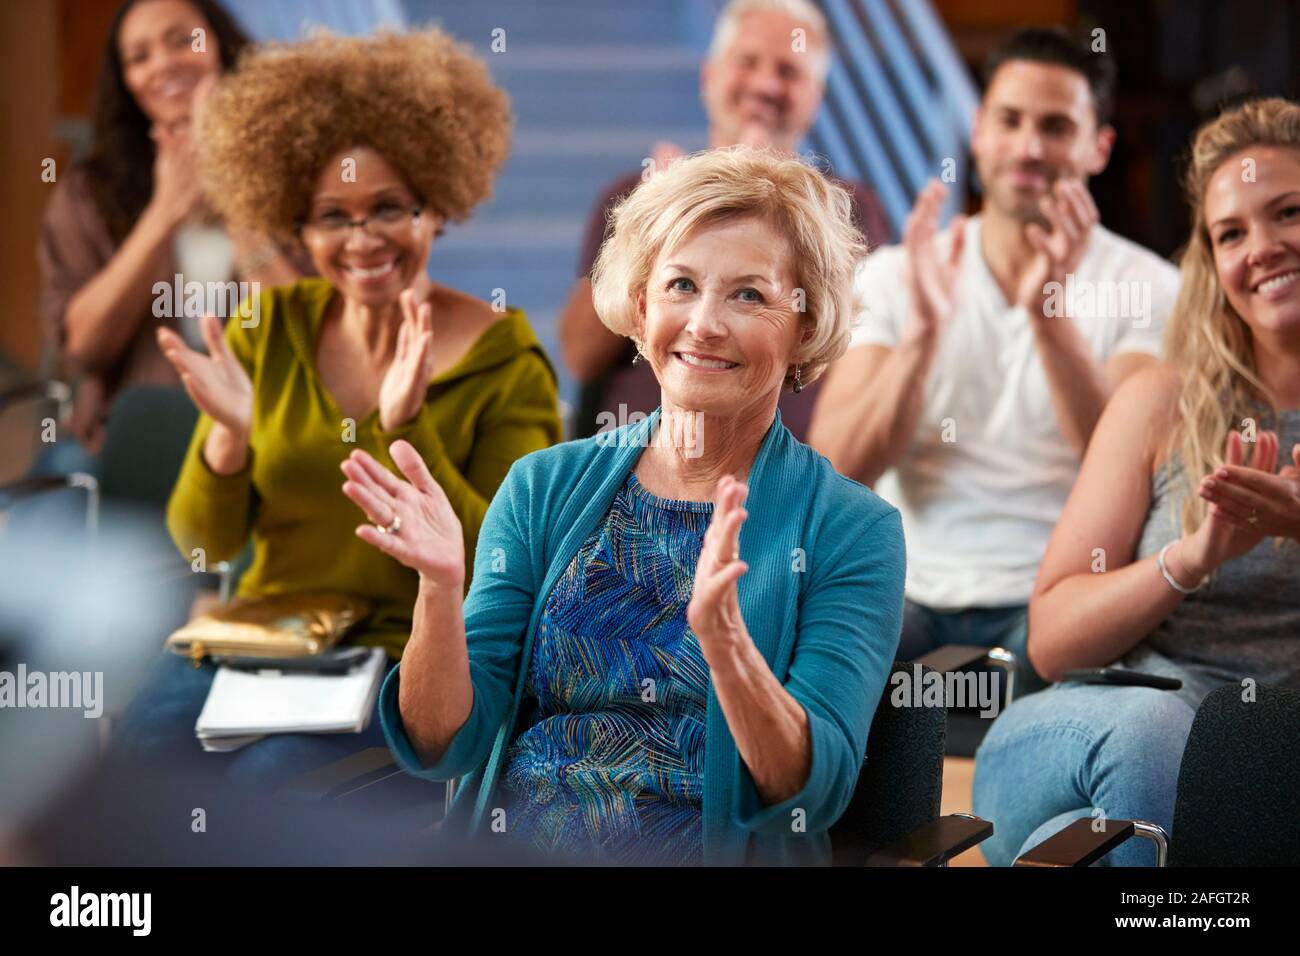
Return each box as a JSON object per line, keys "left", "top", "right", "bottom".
{"left": 864, "top": 813, "right": 994, "bottom": 867}
{"left": 913, "top": 644, "right": 1021, "bottom": 705}
{"left": 284, "top": 747, "right": 458, "bottom": 819}
{"left": 285, "top": 747, "right": 402, "bottom": 801}
{"left": 0, "top": 380, "right": 70, "bottom": 412}
{"left": 1013, "top": 817, "right": 1168, "bottom": 867}
{"left": 0, "top": 474, "right": 76, "bottom": 503}
{"left": 913, "top": 644, "right": 994, "bottom": 672}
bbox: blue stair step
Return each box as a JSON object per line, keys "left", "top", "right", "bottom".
{"left": 402, "top": 0, "right": 710, "bottom": 411}
{"left": 405, "top": 0, "right": 698, "bottom": 46}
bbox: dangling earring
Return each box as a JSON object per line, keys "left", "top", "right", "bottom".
{"left": 793, "top": 364, "right": 804, "bottom": 393}
{"left": 632, "top": 347, "right": 643, "bottom": 366}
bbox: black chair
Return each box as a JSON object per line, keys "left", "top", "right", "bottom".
{"left": 98, "top": 385, "right": 199, "bottom": 511}
{"left": 1, "top": 380, "right": 200, "bottom": 511}
{"left": 912, "top": 644, "right": 1029, "bottom": 756}
{"left": 832, "top": 660, "right": 993, "bottom": 866}
{"left": 99, "top": 385, "right": 247, "bottom": 594}
{"left": 1015, "top": 682, "right": 1300, "bottom": 866}
{"left": 304, "top": 660, "right": 994, "bottom": 866}
{"left": 1, "top": 381, "right": 199, "bottom": 536}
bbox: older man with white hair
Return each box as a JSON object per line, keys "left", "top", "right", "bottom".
{"left": 559, "top": 0, "right": 890, "bottom": 440}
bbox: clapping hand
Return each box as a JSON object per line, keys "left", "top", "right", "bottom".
{"left": 377, "top": 289, "right": 436, "bottom": 432}
{"left": 1174, "top": 430, "right": 1278, "bottom": 582}
{"left": 341, "top": 441, "right": 465, "bottom": 587}
{"left": 902, "top": 179, "right": 967, "bottom": 342}
{"left": 157, "top": 314, "right": 252, "bottom": 436}
{"left": 1198, "top": 428, "right": 1300, "bottom": 541}
{"left": 148, "top": 111, "right": 206, "bottom": 228}
{"left": 1016, "top": 178, "right": 1097, "bottom": 318}
{"left": 687, "top": 475, "right": 752, "bottom": 657}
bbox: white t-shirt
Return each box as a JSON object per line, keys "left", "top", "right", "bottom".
{"left": 849, "top": 214, "right": 1180, "bottom": 609}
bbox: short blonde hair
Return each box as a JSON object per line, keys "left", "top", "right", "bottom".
{"left": 591, "top": 147, "right": 867, "bottom": 388}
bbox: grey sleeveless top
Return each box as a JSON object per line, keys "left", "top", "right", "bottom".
{"left": 1123, "top": 407, "right": 1300, "bottom": 707}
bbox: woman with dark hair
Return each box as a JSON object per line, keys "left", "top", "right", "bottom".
{"left": 36, "top": 0, "right": 299, "bottom": 470}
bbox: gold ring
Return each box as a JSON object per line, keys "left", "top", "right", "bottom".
{"left": 377, "top": 514, "right": 402, "bottom": 535}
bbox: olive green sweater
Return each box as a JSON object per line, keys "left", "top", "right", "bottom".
{"left": 166, "top": 278, "right": 562, "bottom": 658}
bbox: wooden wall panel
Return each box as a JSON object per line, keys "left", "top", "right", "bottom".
{"left": 0, "top": 1, "right": 59, "bottom": 374}
{"left": 0, "top": 0, "right": 119, "bottom": 377}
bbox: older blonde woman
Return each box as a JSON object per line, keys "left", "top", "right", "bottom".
{"left": 341, "top": 148, "right": 906, "bottom": 865}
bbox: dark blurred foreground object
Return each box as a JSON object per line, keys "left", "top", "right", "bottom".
{"left": 16, "top": 759, "right": 544, "bottom": 866}
{"left": 1015, "top": 683, "right": 1300, "bottom": 866}
{"left": 0, "top": 511, "right": 539, "bottom": 865}
{"left": 0, "top": 510, "right": 189, "bottom": 840}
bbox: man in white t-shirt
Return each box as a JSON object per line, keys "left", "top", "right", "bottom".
{"left": 809, "top": 28, "right": 1180, "bottom": 677}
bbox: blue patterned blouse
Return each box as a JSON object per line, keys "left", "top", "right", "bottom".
{"left": 501, "top": 471, "right": 712, "bottom": 864}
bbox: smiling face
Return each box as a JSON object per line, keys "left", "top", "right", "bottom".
{"left": 301, "top": 146, "right": 440, "bottom": 309}
{"left": 118, "top": 0, "right": 221, "bottom": 128}
{"left": 971, "top": 60, "right": 1112, "bottom": 222}
{"left": 639, "top": 215, "right": 803, "bottom": 417}
{"left": 1204, "top": 145, "right": 1300, "bottom": 337}
{"left": 701, "top": 11, "right": 827, "bottom": 153}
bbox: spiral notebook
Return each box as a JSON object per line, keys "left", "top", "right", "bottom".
{"left": 195, "top": 648, "right": 386, "bottom": 752}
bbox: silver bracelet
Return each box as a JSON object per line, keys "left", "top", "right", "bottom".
{"left": 1158, "top": 541, "right": 1204, "bottom": 595}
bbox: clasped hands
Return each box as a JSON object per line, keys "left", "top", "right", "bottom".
{"left": 1196, "top": 429, "right": 1300, "bottom": 546}
{"left": 1162, "top": 428, "right": 1300, "bottom": 587}
{"left": 902, "top": 176, "right": 1098, "bottom": 338}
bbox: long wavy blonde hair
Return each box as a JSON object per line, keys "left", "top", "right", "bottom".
{"left": 1165, "top": 97, "right": 1300, "bottom": 536}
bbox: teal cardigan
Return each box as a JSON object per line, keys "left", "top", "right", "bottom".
{"left": 378, "top": 409, "right": 906, "bottom": 865}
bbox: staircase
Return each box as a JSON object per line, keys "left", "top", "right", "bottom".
{"left": 403, "top": 0, "right": 715, "bottom": 413}
{"left": 224, "top": 0, "right": 977, "bottom": 415}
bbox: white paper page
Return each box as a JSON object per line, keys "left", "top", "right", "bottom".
{"left": 195, "top": 648, "right": 386, "bottom": 737}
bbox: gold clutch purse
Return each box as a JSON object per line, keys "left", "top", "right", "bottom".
{"left": 165, "top": 592, "right": 373, "bottom": 665}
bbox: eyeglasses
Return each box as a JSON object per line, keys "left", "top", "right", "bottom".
{"left": 298, "top": 203, "right": 424, "bottom": 241}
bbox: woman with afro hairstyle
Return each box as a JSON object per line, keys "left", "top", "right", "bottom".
{"left": 114, "top": 28, "right": 562, "bottom": 784}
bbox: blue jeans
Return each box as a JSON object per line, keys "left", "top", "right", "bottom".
{"left": 900, "top": 600, "right": 1028, "bottom": 659}
{"left": 972, "top": 679, "right": 1197, "bottom": 866}
{"left": 111, "top": 651, "right": 395, "bottom": 789}
{"left": 29, "top": 437, "right": 99, "bottom": 478}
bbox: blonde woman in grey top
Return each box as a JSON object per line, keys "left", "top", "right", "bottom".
{"left": 972, "top": 98, "right": 1300, "bottom": 866}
